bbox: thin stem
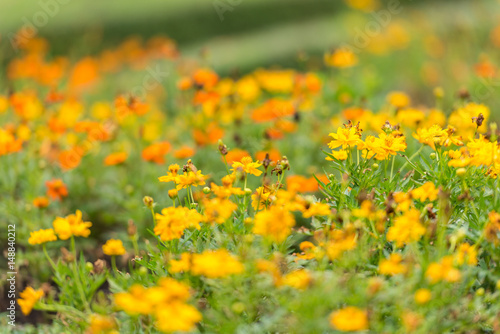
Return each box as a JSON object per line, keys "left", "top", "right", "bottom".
{"left": 111, "top": 256, "right": 118, "bottom": 274}
{"left": 43, "top": 244, "right": 57, "bottom": 272}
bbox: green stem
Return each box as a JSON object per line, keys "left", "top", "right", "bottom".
{"left": 111, "top": 256, "right": 118, "bottom": 274}
{"left": 70, "top": 236, "right": 91, "bottom": 312}
{"left": 43, "top": 244, "right": 57, "bottom": 272}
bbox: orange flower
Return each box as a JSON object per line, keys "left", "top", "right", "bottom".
{"left": 45, "top": 179, "right": 68, "bottom": 201}
{"left": 224, "top": 149, "right": 251, "bottom": 164}
{"left": 177, "top": 77, "right": 193, "bottom": 90}
{"left": 286, "top": 175, "right": 319, "bottom": 193}
{"left": 33, "top": 196, "right": 50, "bottom": 208}
{"left": 104, "top": 152, "right": 128, "bottom": 166}
{"left": 251, "top": 99, "right": 295, "bottom": 123}
{"left": 59, "top": 148, "right": 83, "bottom": 170}
{"left": 142, "top": 142, "right": 171, "bottom": 164}
{"left": 192, "top": 68, "right": 218, "bottom": 89}
{"left": 69, "top": 57, "right": 99, "bottom": 91}
{"left": 174, "top": 146, "right": 196, "bottom": 159}
{"left": 192, "top": 123, "right": 224, "bottom": 146}
{"left": 255, "top": 148, "right": 281, "bottom": 163}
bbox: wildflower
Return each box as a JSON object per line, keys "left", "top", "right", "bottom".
{"left": 190, "top": 249, "right": 244, "bottom": 278}
{"left": 324, "top": 49, "right": 358, "bottom": 68}
{"left": 104, "top": 152, "right": 127, "bottom": 166}
{"left": 192, "top": 68, "right": 219, "bottom": 89}
{"left": 286, "top": 175, "right": 321, "bottom": 193}
{"left": 175, "top": 170, "right": 207, "bottom": 190}
{"left": 326, "top": 149, "right": 348, "bottom": 161}
{"left": 87, "top": 314, "right": 117, "bottom": 334}
{"left": 155, "top": 302, "right": 202, "bottom": 333}
{"left": 328, "top": 126, "right": 362, "bottom": 150}
{"left": 33, "top": 196, "right": 50, "bottom": 208}
{"left": 379, "top": 253, "right": 407, "bottom": 276}
{"left": 251, "top": 98, "right": 295, "bottom": 122}
{"left": 158, "top": 164, "right": 181, "bottom": 183}
{"left": 252, "top": 186, "right": 273, "bottom": 211}
{"left": 0, "top": 128, "right": 23, "bottom": 156}
{"left": 154, "top": 207, "right": 202, "bottom": 241}
{"left": 387, "top": 91, "right": 410, "bottom": 108}
{"left": 52, "top": 210, "right": 92, "bottom": 240}
{"left": 17, "top": 286, "right": 44, "bottom": 315}
{"left": 387, "top": 209, "right": 425, "bottom": 247}
{"left": 45, "top": 179, "right": 68, "bottom": 201}
{"left": 253, "top": 205, "right": 296, "bottom": 243}
{"left": 326, "top": 229, "right": 357, "bottom": 260}
{"left": 455, "top": 243, "right": 478, "bottom": 265}
{"left": 102, "top": 239, "right": 126, "bottom": 256}
{"left": 231, "top": 156, "right": 263, "bottom": 176}
{"left": 329, "top": 306, "right": 369, "bottom": 332}
{"left": 280, "top": 269, "right": 312, "bottom": 290}
{"left": 28, "top": 228, "right": 57, "bottom": 245}
{"left": 485, "top": 211, "right": 500, "bottom": 245}
{"left": 414, "top": 289, "right": 432, "bottom": 305}
{"left": 412, "top": 182, "right": 439, "bottom": 202}
{"left": 141, "top": 141, "right": 171, "bottom": 164}
{"left": 302, "top": 202, "right": 331, "bottom": 218}
{"left": 201, "top": 197, "right": 237, "bottom": 224}
{"left": 426, "top": 256, "right": 461, "bottom": 283}
{"left": 173, "top": 146, "right": 195, "bottom": 159}
{"left": 169, "top": 253, "right": 192, "bottom": 274}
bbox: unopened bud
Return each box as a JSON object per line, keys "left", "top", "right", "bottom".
{"left": 143, "top": 196, "right": 154, "bottom": 209}
{"left": 85, "top": 262, "right": 94, "bottom": 272}
{"left": 456, "top": 168, "right": 467, "bottom": 177}
{"left": 430, "top": 153, "right": 436, "bottom": 160}
{"left": 127, "top": 220, "right": 137, "bottom": 236}
{"left": 168, "top": 189, "right": 178, "bottom": 199}
{"left": 93, "top": 259, "right": 106, "bottom": 274}
{"left": 244, "top": 188, "right": 252, "bottom": 195}
{"left": 203, "top": 187, "right": 211, "bottom": 194}
{"left": 476, "top": 288, "right": 485, "bottom": 296}
{"left": 372, "top": 163, "right": 379, "bottom": 170}
{"left": 218, "top": 140, "right": 228, "bottom": 156}
{"left": 139, "top": 266, "right": 148, "bottom": 276}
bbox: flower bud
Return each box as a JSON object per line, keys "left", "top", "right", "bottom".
{"left": 476, "top": 288, "right": 485, "bottom": 296}
{"left": 85, "top": 262, "right": 94, "bottom": 272}
{"left": 231, "top": 302, "right": 246, "bottom": 314}
{"left": 433, "top": 87, "right": 444, "bottom": 98}
{"left": 372, "top": 163, "right": 379, "bottom": 170}
{"left": 139, "top": 266, "right": 148, "bottom": 276}
{"left": 430, "top": 153, "right": 436, "bottom": 160}
{"left": 127, "top": 220, "right": 137, "bottom": 236}
{"left": 203, "top": 187, "right": 211, "bottom": 194}
{"left": 456, "top": 168, "right": 467, "bottom": 177}
{"left": 168, "top": 189, "right": 178, "bottom": 199}
{"left": 244, "top": 188, "right": 252, "bottom": 195}
{"left": 143, "top": 196, "right": 154, "bottom": 208}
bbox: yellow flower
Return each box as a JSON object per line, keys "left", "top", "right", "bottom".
{"left": 326, "top": 149, "right": 348, "bottom": 161}
{"left": 102, "top": 239, "right": 126, "bottom": 256}
{"left": 52, "top": 210, "right": 92, "bottom": 240}
{"left": 328, "top": 126, "right": 362, "bottom": 150}
{"left": 175, "top": 170, "right": 207, "bottom": 190}
{"left": 253, "top": 205, "right": 295, "bottom": 243}
{"left": 231, "top": 156, "right": 263, "bottom": 176}
{"left": 387, "top": 91, "right": 410, "bottom": 108}
{"left": 414, "top": 289, "right": 432, "bottom": 305}
{"left": 329, "top": 306, "right": 369, "bottom": 332}
{"left": 17, "top": 286, "right": 44, "bottom": 315}
{"left": 326, "top": 229, "right": 357, "bottom": 260}
{"left": 302, "top": 202, "right": 331, "bottom": 218}
{"left": 280, "top": 269, "right": 312, "bottom": 290}
{"left": 387, "top": 209, "right": 425, "bottom": 248}
{"left": 411, "top": 182, "right": 439, "bottom": 202}
{"left": 379, "top": 253, "right": 407, "bottom": 276}
{"left": 28, "top": 228, "right": 57, "bottom": 245}
{"left": 87, "top": 314, "right": 117, "bottom": 334}
{"left": 190, "top": 249, "right": 244, "bottom": 278}
{"left": 201, "top": 197, "right": 237, "bottom": 224}
{"left": 155, "top": 302, "right": 202, "bottom": 333}
{"left": 114, "top": 277, "right": 201, "bottom": 332}
{"left": 169, "top": 253, "right": 192, "bottom": 274}
{"left": 324, "top": 49, "right": 358, "bottom": 68}
{"left": 154, "top": 207, "right": 202, "bottom": 241}
{"left": 426, "top": 256, "right": 461, "bottom": 284}
{"left": 455, "top": 243, "right": 478, "bottom": 266}
{"left": 158, "top": 164, "right": 180, "bottom": 183}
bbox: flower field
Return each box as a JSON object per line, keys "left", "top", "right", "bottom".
{"left": 1, "top": 0, "right": 500, "bottom": 333}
